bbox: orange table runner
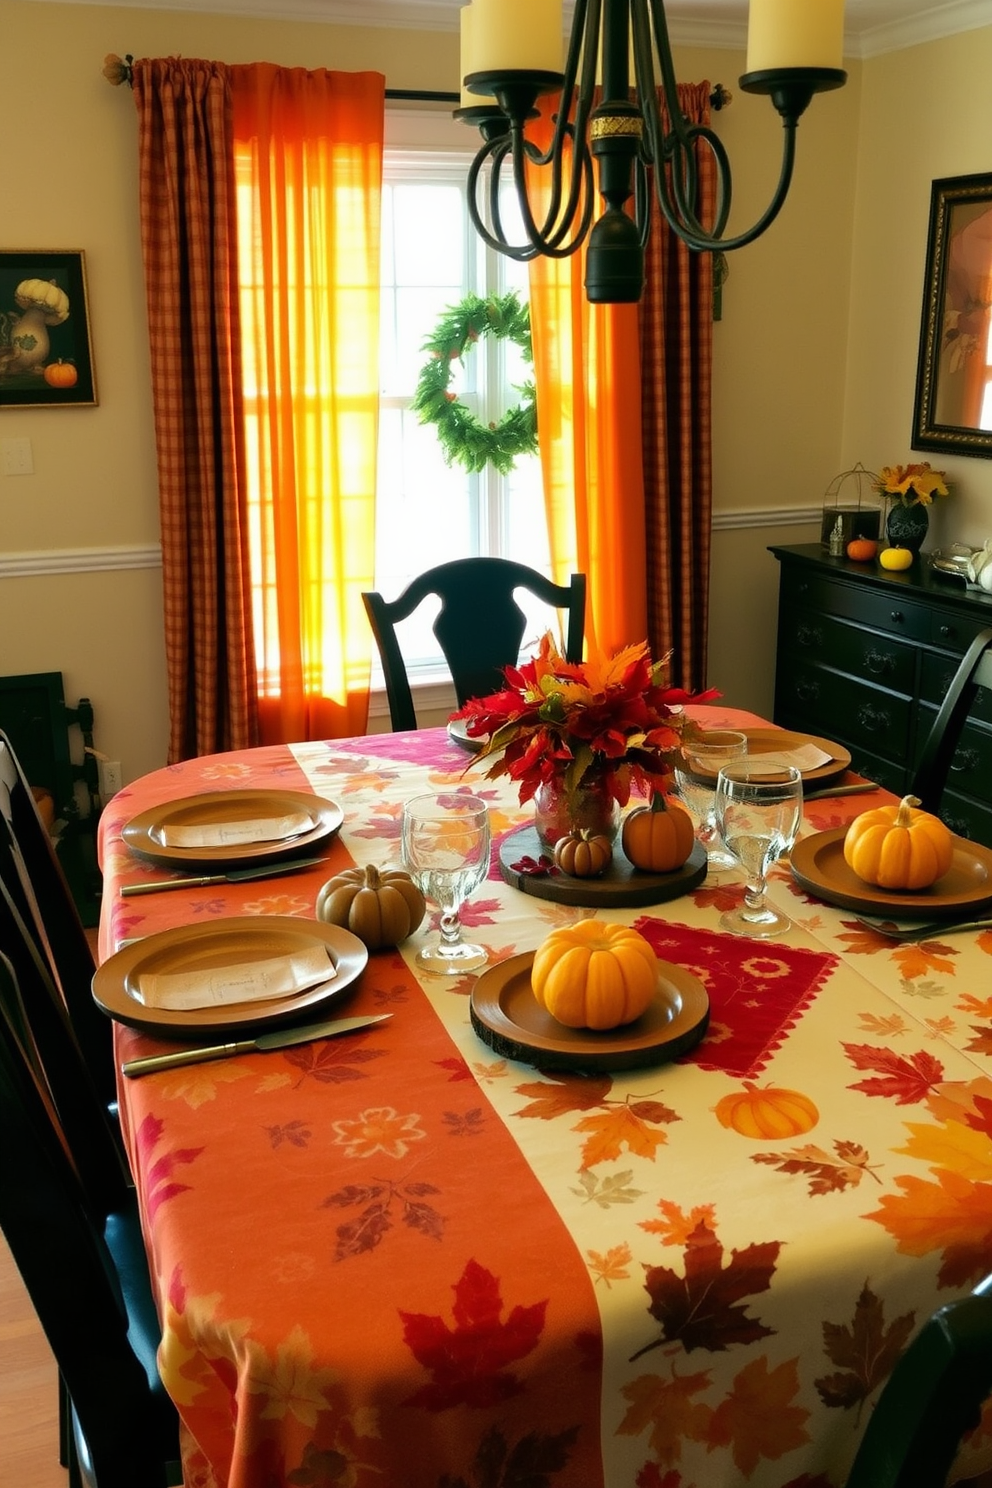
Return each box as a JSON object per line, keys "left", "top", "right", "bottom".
{"left": 98, "top": 716, "right": 992, "bottom": 1488}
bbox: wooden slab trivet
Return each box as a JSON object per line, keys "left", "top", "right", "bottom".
{"left": 498, "top": 826, "right": 707, "bottom": 907}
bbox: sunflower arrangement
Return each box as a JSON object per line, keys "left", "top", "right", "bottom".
{"left": 873, "top": 462, "right": 950, "bottom": 507}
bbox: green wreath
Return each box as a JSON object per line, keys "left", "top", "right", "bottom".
{"left": 411, "top": 291, "right": 538, "bottom": 476}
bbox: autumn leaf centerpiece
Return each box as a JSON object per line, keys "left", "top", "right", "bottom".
{"left": 452, "top": 632, "right": 715, "bottom": 844}
{"left": 873, "top": 462, "right": 950, "bottom": 508}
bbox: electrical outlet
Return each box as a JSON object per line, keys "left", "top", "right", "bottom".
{"left": 99, "top": 760, "right": 123, "bottom": 799}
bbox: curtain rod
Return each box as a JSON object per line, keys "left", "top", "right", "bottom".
{"left": 102, "top": 55, "right": 730, "bottom": 110}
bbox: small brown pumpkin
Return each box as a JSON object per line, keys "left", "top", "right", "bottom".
{"left": 621, "top": 793, "right": 695, "bottom": 873}
{"left": 553, "top": 829, "right": 613, "bottom": 878}
{"left": 843, "top": 794, "right": 953, "bottom": 891}
{"left": 714, "top": 1081, "right": 819, "bottom": 1139}
{"left": 531, "top": 920, "right": 659, "bottom": 1030}
{"left": 316, "top": 864, "right": 425, "bottom": 950}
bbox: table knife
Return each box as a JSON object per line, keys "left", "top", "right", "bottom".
{"left": 803, "top": 782, "right": 881, "bottom": 801}
{"left": 121, "top": 1012, "right": 391, "bottom": 1077}
{"left": 120, "top": 855, "right": 329, "bottom": 896}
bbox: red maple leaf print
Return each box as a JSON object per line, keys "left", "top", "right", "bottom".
{"left": 842, "top": 1043, "right": 944, "bottom": 1103}
{"left": 400, "top": 1258, "right": 547, "bottom": 1409}
{"left": 636, "top": 1219, "right": 778, "bottom": 1356}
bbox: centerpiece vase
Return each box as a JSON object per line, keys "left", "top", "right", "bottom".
{"left": 533, "top": 775, "right": 620, "bottom": 850}
{"left": 885, "top": 500, "right": 929, "bottom": 554}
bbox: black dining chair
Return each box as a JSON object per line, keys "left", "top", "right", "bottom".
{"left": 910, "top": 626, "right": 992, "bottom": 820}
{"left": 0, "top": 950, "right": 182, "bottom": 1488}
{"left": 0, "top": 726, "right": 114, "bottom": 1111}
{"left": 844, "top": 1271, "right": 992, "bottom": 1488}
{"left": 362, "top": 558, "right": 586, "bottom": 732}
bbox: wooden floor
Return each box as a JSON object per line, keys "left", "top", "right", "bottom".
{"left": 0, "top": 1234, "right": 65, "bottom": 1488}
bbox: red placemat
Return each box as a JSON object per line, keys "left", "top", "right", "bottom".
{"left": 633, "top": 917, "right": 838, "bottom": 1079}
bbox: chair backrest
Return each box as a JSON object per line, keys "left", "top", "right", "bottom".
{"left": 0, "top": 875, "right": 130, "bottom": 1218}
{"left": 844, "top": 1273, "right": 992, "bottom": 1488}
{"left": 910, "top": 626, "right": 992, "bottom": 818}
{"left": 0, "top": 727, "right": 112, "bottom": 1108}
{"left": 363, "top": 559, "right": 586, "bottom": 732}
{"left": 0, "top": 952, "right": 181, "bottom": 1488}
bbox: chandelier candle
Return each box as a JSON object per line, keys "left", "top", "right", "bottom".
{"left": 456, "top": 0, "right": 847, "bottom": 303}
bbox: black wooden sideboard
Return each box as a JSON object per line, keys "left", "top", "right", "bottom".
{"left": 769, "top": 543, "right": 992, "bottom": 848}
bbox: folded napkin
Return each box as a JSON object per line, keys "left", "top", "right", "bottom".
{"left": 747, "top": 743, "right": 833, "bottom": 772}
{"left": 634, "top": 918, "right": 837, "bottom": 1079}
{"left": 159, "top": 809, "right": 315, "bottom": 849}
{"left": 135, "top": 944, "right": 336, "bottom": 1011}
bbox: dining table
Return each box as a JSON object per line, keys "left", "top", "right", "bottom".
{"left": 95, "top": 705, "right": 992, "bottom": 1488}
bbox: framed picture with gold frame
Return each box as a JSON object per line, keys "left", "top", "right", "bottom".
{"left": 0, "top": 249, "right": 98, "bottom": 408}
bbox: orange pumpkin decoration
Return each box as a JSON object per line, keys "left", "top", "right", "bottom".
{"left": 43, "top": 359, "right": 78, "bottom": 388}
{"left": 846, "top": 537, "right": 878, "bottom": 562}
{"left": 714, "top": 1081, "right": 819, "bottom": 1139}
{"left": 621, "top": 793, "right": 695, "bottom": 873}
{"left": 531, "top": 920, "right": 659, "bottom": 1030}
{"left": 843, "top": 794, "right": 953, "bottom": 891}
{"left": 553, "top": 829, "right": 613, "bottom": 878}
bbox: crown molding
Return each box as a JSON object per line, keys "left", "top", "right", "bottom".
{"left": 26, "top": 0, "right": 992, "bottom": 56}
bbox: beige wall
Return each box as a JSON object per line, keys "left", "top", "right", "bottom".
{"left": 0, "top": 0, "right": 989, "bottom": 777}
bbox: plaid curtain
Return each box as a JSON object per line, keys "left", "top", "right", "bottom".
{"left": 132, "top": 58, "right": 258, "bottom": 762}
{"left": 639, "top": 83, "right": 716, "bottom": 693}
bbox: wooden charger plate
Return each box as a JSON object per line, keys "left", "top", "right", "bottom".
{"left": 93, "top": 917, "right": 368, "bottom": 1038}
{"left": 498, "top": 827, "right": 707, "bottom": 908}
{"left": 471, "top": 951, "right": 710, "bottom": 1072}
{"left": 791, "top": 828, "right": 992, "bottom": 918}
{"left": 122, "top": 789, "right": 343, "bottom": 871}
{"left": 690, "top": 728, "right": 852, "bottom": 788}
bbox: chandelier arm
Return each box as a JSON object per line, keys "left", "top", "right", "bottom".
{"left": 467, "top": 139, "right": 539, "bottom": 260}
{"left": 656, "top": 122, "right": 798, "bottom": 253}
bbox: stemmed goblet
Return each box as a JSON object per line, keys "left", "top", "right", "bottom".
{"left": 400, "top": 793, "right": 491, "bottom": 975}
{"left": 714, "top": 764, "right": 803, "bottom": 938}
{"left": 674, "top": 730, "right": 748, "bottom": 869}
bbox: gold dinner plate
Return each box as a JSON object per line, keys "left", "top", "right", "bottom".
{"left": 470, "top": 951, "right": 710, "bottom": 1071}
{"left": 790, "top": 828, "right": 992, "bottom": 918}
{"left": 93, "top": 917, "right": 369, "bottom": 1037}
{"left": 690, "top": 728, "right": 851, "bottom": 788}
{"left": 122, "top": 789, "right": 343, "bottom": 871}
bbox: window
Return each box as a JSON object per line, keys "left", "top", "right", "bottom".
{"left": 374, "top": 119, "right": 550, "bottom": 679}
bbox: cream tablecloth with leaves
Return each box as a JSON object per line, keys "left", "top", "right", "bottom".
{"left": 98, "top": 709, "right": 992, "bottom": 1488}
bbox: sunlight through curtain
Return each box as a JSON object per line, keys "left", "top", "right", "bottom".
{"left": 232, "top": 63, "right": 384, "bottom": 743}
{"left": 526, "top": 98, "right": 648, "bottom": 657}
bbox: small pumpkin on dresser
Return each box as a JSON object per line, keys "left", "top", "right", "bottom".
{"left": 842, "top": 794, "right": 953, "bottom": 891}
{"left": 316, "top": 864, "right": 426, "bottom": 950}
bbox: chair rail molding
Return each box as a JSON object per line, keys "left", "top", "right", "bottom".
{"left": 0, "top": 544, "right": 162, "bottom": 579}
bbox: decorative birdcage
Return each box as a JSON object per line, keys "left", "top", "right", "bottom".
{"left": 820, "top": 463, "right": 883, "bottom": 552}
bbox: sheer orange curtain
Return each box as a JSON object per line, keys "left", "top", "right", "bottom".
{"left": 526, "top": 99, "right": 648, "bottom": 656}
{"left": 639, "top": 84, "right": 716, "bottom": 692}
{"left": 231, "top": 64, "right": 384, "bottom": 743}
{"left": 132, "top": 58, "right": 259, "bottom": 762}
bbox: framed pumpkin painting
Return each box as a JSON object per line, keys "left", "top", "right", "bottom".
{"left": 0, "top": 249, "right": 98, "bottom": 408}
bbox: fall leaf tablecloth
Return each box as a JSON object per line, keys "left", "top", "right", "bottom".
{"left": 97, "top": 711, "right": 992, "bottom": 1488}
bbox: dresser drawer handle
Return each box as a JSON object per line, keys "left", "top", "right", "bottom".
{"left": 793, "top": 678, "right": 820, "bottom": 704}
{"left": 950, "top": 748, "right": 981, "bottom": 776}
{"left": 796, "top": 623, "right": 823, "bottom": 649}
{"left": 863, "top": 648, "right": 894, "bottom": 677}
{"left": 890, "top": 610, "right": 905, "bottom": 625}
{"left": 857, "top": 704, "right": 890, "bottom": 735}
{"left": 939, "top": 624, "right": 956, "bottom": 640}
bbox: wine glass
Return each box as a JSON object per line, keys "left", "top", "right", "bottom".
{"left": 714, "top": 764, "right": 803, "bottom": 938}
{"left": 400, "top": 793, "right": 491, "bottom": 975}
{"left": 674, "top": 730, "right": 748, "bottom": 869}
